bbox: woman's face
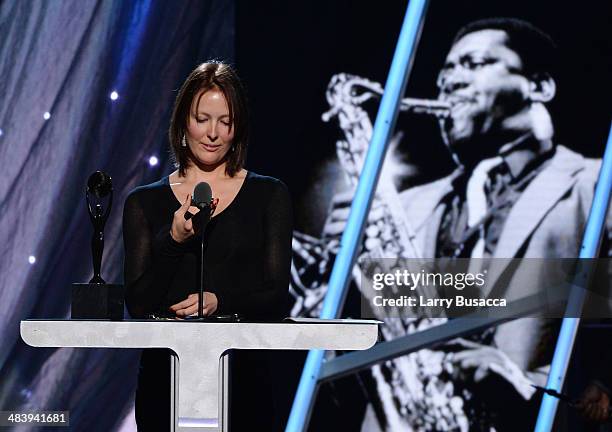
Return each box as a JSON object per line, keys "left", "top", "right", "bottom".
{"left": 185, "top": 88, "right": 234, "bottom": 169}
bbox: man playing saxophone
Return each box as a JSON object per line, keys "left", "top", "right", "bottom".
{"left": 322, "top": 17, "right": 612, "bottom": 431}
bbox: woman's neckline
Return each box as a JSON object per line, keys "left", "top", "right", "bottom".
{"left": 165, "top": 170, "right": 251, "bottom": 220}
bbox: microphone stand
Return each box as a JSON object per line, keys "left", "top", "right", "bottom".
{"left": 194, "top": 204, "right": 211, "bottom": 320}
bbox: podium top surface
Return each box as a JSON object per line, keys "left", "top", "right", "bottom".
{"left": 20, "top": 318, "right": 379, "bottom": 351}
{"left": 22, "top": 317, "right": 379, "bottom": 324}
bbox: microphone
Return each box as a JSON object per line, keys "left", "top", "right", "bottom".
{"left": 192, "top": 182, "right": 212, "bottom": 209}
{"left": 184, "top": 182, "right": 212, "bottom": 222}
{"left": 191, "top": 182, "right": 212, "bottom": 232}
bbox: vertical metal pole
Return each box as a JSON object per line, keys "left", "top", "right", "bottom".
{"left": 284, "top": 1, "right": 430, "bottom": 430}
{"left": 534, "top": 121, "right": 612, "bottom": 431}
{"left": 221, "top": 353, "right": 230, "bottom": 431}
{"left": 171, "top": 353, "right": 178, "bottom": 432}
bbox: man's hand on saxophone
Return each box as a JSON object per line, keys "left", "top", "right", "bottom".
{"left": 322, "top": 188, "right": 386, "bottom": 254}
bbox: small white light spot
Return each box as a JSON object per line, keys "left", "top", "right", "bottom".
{"left": 148, "top": 156, "right": 159, "bottom": 166}
{"left": 43, "top": 112, "right": 51, "bottom": 120}
{"left": 0, "top": 128, "right": 3, "bottom": 137}
{"left": 110, "top": 91, "right": 119, "bottom": 101}
{"left": 28, "top": 255, "right": 36, "bottom": 264}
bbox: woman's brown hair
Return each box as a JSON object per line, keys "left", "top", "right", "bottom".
{"left": 169, "top": 61, "right": 249, "bottom": 177}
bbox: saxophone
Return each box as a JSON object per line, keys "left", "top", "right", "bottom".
{"left": 321, "top": 73, "right": 448, "bottom": 319}
{"left": 318, "top": 73, "right": 470, "bottom": 431}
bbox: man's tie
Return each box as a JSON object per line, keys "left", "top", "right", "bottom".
{"left": 466, "top": 157, "right": 504, "bottom": 258}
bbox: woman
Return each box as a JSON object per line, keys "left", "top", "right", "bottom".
{"left": 123, "top": 61, "right": 293, "bottom": 431}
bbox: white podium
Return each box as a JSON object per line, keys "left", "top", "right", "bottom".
{"left": 20, "top": 318, "right": 378, "bottom": 431}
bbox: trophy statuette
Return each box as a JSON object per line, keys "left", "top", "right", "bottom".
{"left": 71, "top": 171, "right": 124, "bottom": 320}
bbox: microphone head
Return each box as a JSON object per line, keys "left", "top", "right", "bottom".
{"left": 193, "top": 182, "right": 212, "bottom": 209}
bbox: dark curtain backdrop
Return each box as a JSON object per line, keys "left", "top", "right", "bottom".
{"left": 0, "top": 1, "right": 234, "bottom": 430}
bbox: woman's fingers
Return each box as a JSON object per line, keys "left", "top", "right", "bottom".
{"left": 170, "top": 292, "right": 218, "bottom": 317}
{"left": 202, "top": 292, "right": 218, "bottom": 315}
{"left": 172, "top": 195, "right": 198, "bottom": 242}
{"left": 177, "top": 193, "right": 190, "bottom": 217}
{"left": 182, "top": 194, "right": 191, "bottom": 210}
{"left": 170, "top": 293, "right": 198, "bottom": 311}
{"left": 178, "top": 303, "right": 216, "bottom": 317}
{"left": 170, "top": 293, "right": 218, "bottom": 317}
{"left": 182, "top": 304, "right": 199, "bottom": 316}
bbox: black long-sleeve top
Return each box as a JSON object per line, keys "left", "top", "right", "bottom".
{"left": 122, "top": 171, "right": 293, "bottom": 321}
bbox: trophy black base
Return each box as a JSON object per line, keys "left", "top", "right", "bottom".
{"left": 71, "top": 283, "right": 124, "bottom": 320}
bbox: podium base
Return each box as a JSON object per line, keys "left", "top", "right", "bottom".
{"left": 71, "top": 283, "right": 124, "bottom": 320}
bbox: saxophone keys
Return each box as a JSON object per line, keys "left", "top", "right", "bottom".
{"left": 366, "top": 224, "right": 380, "bottom": 238}
{"left": 365, "top": 237, "right": 382, "bottom": 251}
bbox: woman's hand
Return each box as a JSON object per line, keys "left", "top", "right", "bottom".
{"left": 171, "top": 194, "right": 196, "bottom": 243}
{"left": 169, "top": 292, "right": 218, "bottom": 317}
